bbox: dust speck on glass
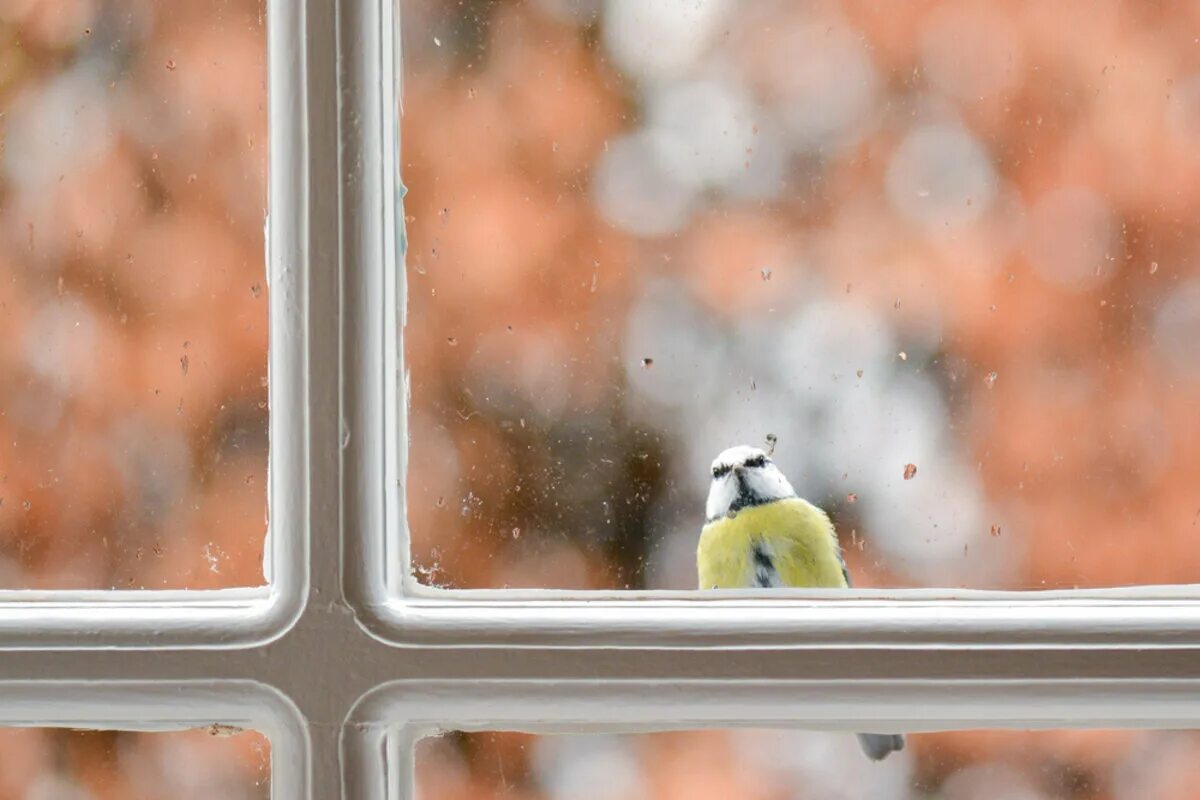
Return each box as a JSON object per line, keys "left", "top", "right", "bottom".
{"left": 0, "top": 2, "right": 268, "bottom": 589}
{"left": 401, "top": 0, "right": 1200, "bottom": 590}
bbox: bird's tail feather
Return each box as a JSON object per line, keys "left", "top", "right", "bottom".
{"left": 856, "top": 732, "right": 905, "bottom": 761}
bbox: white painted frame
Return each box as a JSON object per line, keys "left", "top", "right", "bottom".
{"left": 345, "top": 679, "right": 1200, "bottom": 799}
{"left": 0, "top": 0, "right": 313, "bottom": 651}
{"left": 342, "top": 0, "right": 1200, "bottom": 652}
{"left": 2, "top": 1, "right": 1197, "bottom": 798}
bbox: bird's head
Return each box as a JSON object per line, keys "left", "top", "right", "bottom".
{"left": 705, "top": 445, "right": 796, "bottom": 522}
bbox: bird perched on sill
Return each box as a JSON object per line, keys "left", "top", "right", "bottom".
{"left": 697, "top": 443, "right": 905, "bottom": 761}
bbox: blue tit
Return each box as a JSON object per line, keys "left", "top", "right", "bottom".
{"left": 698, "top": 444, "right": 905, "bottom": 761}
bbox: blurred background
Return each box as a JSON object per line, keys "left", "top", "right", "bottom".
{"left": 0, "top": 0, "right": 268, "bottom": 592}
{"left": 402, "top": 0, "right": 1200, "bottom": 592}
{"left": 0, "top": 727, "right": 268, "bottom": 800}
{"left": 417, "top": 728, "right": 1200, "bottom": 800}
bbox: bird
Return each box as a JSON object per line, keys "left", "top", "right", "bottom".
{"left": 696, "top": 444, "right": 905, "bottom": 761}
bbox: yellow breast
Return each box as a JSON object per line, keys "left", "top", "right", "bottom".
{"left": 697, "top": 497, "right": 848, "bottom": 589}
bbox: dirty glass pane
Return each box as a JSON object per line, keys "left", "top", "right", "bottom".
{"left": 416, "top": 728, "right": 1200, "bottom": 800}
{"left": 0, "top": 726, "right": 269, "bottom": 798}
{"left": 0, "top": 2, "right": 267, "bottom": 588}
{"left": 401, "top": 1, "right": 1200, "bottom": 590}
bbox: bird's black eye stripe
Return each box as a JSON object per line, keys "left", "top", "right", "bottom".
{"left": 744, "top": 455, "right": 767, "bottom": 468}
{"left": 712, "top": 464, "right": 732, "bottom": 479}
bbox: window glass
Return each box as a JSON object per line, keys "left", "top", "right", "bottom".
{"left": 0, "top": 726, "right": 269, "bottom": 798}
{"left": 417, "top": 728, "right": 1199, "bottom": 799}
{"left": 0, "top": 1, "right": 267, "bottom": 588}
{"left": 401, "top": 0, "right": 1200, "bottom": 591}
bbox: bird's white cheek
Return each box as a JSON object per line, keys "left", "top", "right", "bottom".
{"left": 705, "top": 478, "right": 738, "bottom": 520}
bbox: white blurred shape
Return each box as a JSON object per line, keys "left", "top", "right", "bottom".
{"left": 1152, "top": 278, "right": 1200, "bottom": 380}
{"left": 594, "top": 130, "right": 696, "bottom": 236}
{"left": 649, "top": 78, "right": 761, "bottom": 192}
{"left": 22, "top": 298, "right": 99, "bottom": 392}
{"left": 4, "top": 70, "right": 112, "bottom": 193}
{"left": 775, "top": 299, "right": 896, "bottom": 392}
{"left": 939, "top": 763, "right": 1049, "bottom": 800}
{"left": 602, "top": 0, "right": 731, "bottom": 83}
{"left": 533, "top": 734, "right": 646, "bottom": 800}
{"left": 1113, "top": 730, "right": 1197, "bottom": 800}
{"left": 763, "top": 20, "right": 879, "bottom": 151}
{"left": 920, "top": 3, "right": 1022, "bottom": 102}
{"left": 732, "top": 729, "right": 910, "bottom": 800}
{"left": 644, "top": 524, "right": 704, "bottom": 589}
{"left": 1024, "top": 187, "right": 1118, "bottom": 290}
{"left": 623, "top": 281, "right": 729, "bottom": 409}
{"left": 885, "top": 123, "right": 997, "bottom": 231}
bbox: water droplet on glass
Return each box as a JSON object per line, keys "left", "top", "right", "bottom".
{"left": 511, "top": 527, "right": 521, "bottom": 539}
{"left": 251, "top": 283, "right": 262, "bottom": 298}
{"left": 166, "top": 59, "right": 177, "bottom": 71}
{"left": 856, "top": 369, "right": 864, "bottom": 378}
{"left": 846, "top": 492, "right": 858, "bottom": 504}
{"left": 1150, "top": 261, "right": 1159, "bottom": 274}
{"left": 447, "top": 337, "right": 458, "bottom": 346}
{"left": 180, "top": 355, "right": 189, "bottom": 376}
{"left": 984, "top": 371, "right": 998, "bottom": 388}
{"left": 990, "top": 524, "right": 1002, "bottom": 537}
{"left": 22, "top": 500, "right": 31, "bottom": 511}
{"left": 765, "top": 433, "right": 778, "bottom": 456}
{"left": 433, "top": 36, "right": 442, "bottom": 47}
{"left": 641, "top": 357, "right": 653, "bottom": 368}
{"left": 760, "top": 267, "right": 772, "bottom": 281}
{"left": 898, "top": 351, "right": 908, "bottom": 361}
{"left": 903, "top": 463, "right": 918, "bottom": 480}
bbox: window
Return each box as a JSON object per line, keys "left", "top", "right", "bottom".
{"left": 353, "top": 1, "right": 1200, "bottom": 648}
{"left": 1, "top": 0, "right": 1197, "bottom": 797}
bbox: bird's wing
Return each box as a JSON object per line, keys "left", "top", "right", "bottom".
{"left": 761, "top": 499, "right": 851, "bottom": 589}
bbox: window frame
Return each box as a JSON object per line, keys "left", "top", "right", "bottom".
{"left": 0, "top": 680, "right": 309, "bottom": 797}
{"left": 2, "top": 1, "right": 1198, "bottom": 798}
{"left": 345, "top": 677, "right": 1200, "bottom": 799}
{"left": 0, "top": 0, "right": 311, "bottom": 650}
{"left": 341, "top": 0, "right": 1200, "bottom": 652}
